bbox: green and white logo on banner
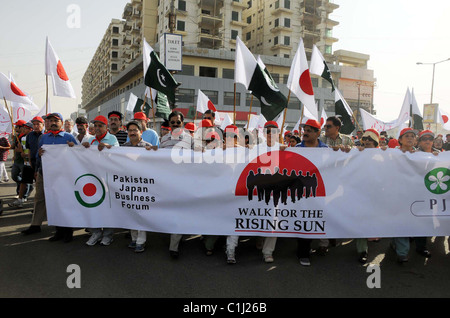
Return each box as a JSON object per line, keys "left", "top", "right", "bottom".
{"left": 425, "top": 168, "right": 450, "bottom": 195}
{"left": 74, "top": 174, "right": 106, "bottom": 208}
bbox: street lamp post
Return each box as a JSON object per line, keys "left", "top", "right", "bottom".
{"left": 417, "top": 58, "right": 450, "bottom": 104}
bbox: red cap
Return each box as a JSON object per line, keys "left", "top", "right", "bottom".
{"left": 224, "top": 125, "right": 239, "bottom": 134}
{"left": 14, "top": 120, "right": 27, "bottom": 127}
{"left": 31, "top": 116, "right": 44, "bottom": 123}
{"left": 91, "top": 115, "right": 108, "bottom": 125}
{"left": 388, "top": 138, "right": 399, "bottom": 148}
{"left": 304, "top": 119, "right": 321, "bottom": 130}
{"left": 185, "top": 122, "right": 197, "bottom": 132}
{"left": 365, "top": 129, "right": 380, "bottom": 137}
{"left": 293, "top": 130, "right": 299, "bottom": 134}
{"left": 419, "top": 130, "right": 435, "bottom": 139}
{"left": 264, "top": 121, "right": 279, "bottom": 129}
{"left": 284, "top": 130, "right": 292, "bottom": 136}
{"left": 133, "top": 112, "right": 148, "bottom": 121}
{"left": 199, "top": 119, "right": 213, "bottom": 128}
{"left": 399, "top": 127, "right": 416, "bottom": 138}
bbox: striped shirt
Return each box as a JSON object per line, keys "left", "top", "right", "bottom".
{"left": 110, "top": 130, "right": 129, "bottom": 146}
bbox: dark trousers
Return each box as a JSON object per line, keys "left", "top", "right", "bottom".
{"left": 297, "top": 238, "right": 312, "bottom": 258}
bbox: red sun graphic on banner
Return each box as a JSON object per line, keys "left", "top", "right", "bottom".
{"left": 57, "top": 61, "right": 69, "bottom": 81}
{"left": 235, "top": 151, "right": 326, "bottom": 205}
{"left": 443, "top": 115, "right": 449, "bottom": 124}
{"left": 299, "top": 70, "right": 314, "bottom": 96}
{"left": 10, "top": 82, "right": 26, "bottom": 97}
{"left": 207, "top": 100, "right": 217, "bottom": 112}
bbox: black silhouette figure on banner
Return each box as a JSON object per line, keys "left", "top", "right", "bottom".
{"left": 245, "top": 168, "right": 318, "bottom": 205}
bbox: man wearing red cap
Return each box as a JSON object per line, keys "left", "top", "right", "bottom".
{"left": 389, "top": 127, "right": 417, "bottom": 263}
{"left": 82, "top": 115, "right": 119, "bottom": 151}
{"left": 223, "top": 125, "right": 244, "bottom": 264}
{"left": 10, "top": 120, "right": 27, "bottom": 201}
{"left": 294, "top": 119, "right": 328, "bottom": 266}
{"left": 9, "top": 121, "right": 34, "bottom": 208}
{"left": 11, "top": 118, "right": 45, "bottom": 209}
{"left": 23, "top": 113, "right": 77, "bottom": 240}
{"left": 296, "top": 120, "right": 328, "bottom": 148}
{"left": 82, "top": 115, "right": 119, "bottom": 246}
{"left": 131, "top": 112, "right": 160, "bottom": 147}
{"left": 397, "top": 128, "right": 416, "bottom": 153}
{"left": 184, "top": 122, "right": 196, "bottom": 137}
{"left": 253, "top": 121, "right": 282, "bottom": 263}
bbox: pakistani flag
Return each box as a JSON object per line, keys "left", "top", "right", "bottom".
{"left": 410, "top": 88, "right": 424, "bottom": 130}
{"left": 335, "top": 88, "right": 355, "bottom": 134}
{"left": 133, "top": 98, "right": 151, "bottom": 116}
{"left": 235, "top": 37, "right": 287, "bottom": 121}
{"left": 310, "top": 45, "right": 335, "bottom": 92}
{"left": 153, "top": 90, "right": 171, "bottom": 121}
{"left": 143, "top": 42, "right": 179, "bottom": 105}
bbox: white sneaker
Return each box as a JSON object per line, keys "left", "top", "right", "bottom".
{"left": 100, "top": 236, "right": 113, "bottom": 246}
{"left": 226, "top": 250, "right": 236, "bottom": 264}
{"left": 86, "top": 232, "right": 102, "bottom": 246}
{"left": 299, "top": 258, "right": 311, "bottom": 266}
{"left": 263, "top": 254, "right": 274, "bottom": 263}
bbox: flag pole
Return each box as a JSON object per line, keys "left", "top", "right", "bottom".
{"left": 142, "top": 93, "right": 148, "bottom": 112}
{"left": 149, "top": 89, "right": 156, "bottom": 130}
{"left": 280, "top": 91, "right": 291, "bottom": 144}
{"left": 3, "top": 97, "right": 19, "bottom": 144}
{"left": 247, "top": 95, "right": 253, "bottom": 128}
{"left": 233, "top": 83, "right": 237, "bottom": 125}
{"left": 45, "top": 75, "right": 49, "bottom": 114}
{"left": 352, "top": 109, "right": 362, "bottom": 132}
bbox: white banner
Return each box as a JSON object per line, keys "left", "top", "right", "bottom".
{"left": 42, "top": 146, "right": 450, "bottom": 239}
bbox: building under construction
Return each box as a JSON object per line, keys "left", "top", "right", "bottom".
{"left": 81, "top": 0, "right": 375, "bottom": 130}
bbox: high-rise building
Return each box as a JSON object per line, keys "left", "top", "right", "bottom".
{"left": 82, "top": 0, "right": 375, "bottom": 131}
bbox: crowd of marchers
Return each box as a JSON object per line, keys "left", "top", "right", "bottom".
{"left": 1, "top": 109, "right": 449, "bottom": 267}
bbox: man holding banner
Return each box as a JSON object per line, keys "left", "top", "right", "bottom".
{"left": 23, "top": 113, "right": 77, "bottom": 240}
{"left": 295, "top": 119, "right": 328, "bottom": 266}
{"left": 82, "top": 115, "right": 119, "bottom": 246}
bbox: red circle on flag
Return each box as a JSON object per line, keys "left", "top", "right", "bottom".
{"left": 299, "top": 70, "right": 314, "bottom": 96}
{"left": 235, "top": 151, "right": 326, "bottom": 197}
{"left": 207, "top": 100, "right": 217, "bottom": 112}
{"left": 57, "top": 61, "right": 69, "bottom": 81}
{"left": 83, "top": 183, "right": 97, "bottom": 197}
{"left": 443, "top": 115, "right": 449, "bottom": 124}
{"left": 10, "top": 82, "right": 26, "bottom": 97}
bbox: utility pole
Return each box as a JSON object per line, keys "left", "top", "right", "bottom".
{"left": 169, "top": 0, "right": 177, "bottom": 34}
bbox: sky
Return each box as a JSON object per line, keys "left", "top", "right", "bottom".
{"left": 1, "top": 0, "right": 450, "bottom": 123}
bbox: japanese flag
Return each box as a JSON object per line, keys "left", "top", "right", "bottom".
{"left": 0, "top": 72, "right": 35, "bottom": 105}
{"left": 197, "top": 89, "right": 217, "bottom": 114}
{"left": 439, "top": 107, "right": 450, "bottom": 131}
{"left": 287, "top": 39, "right": 318, "bottom": 120}
{"left": 45, "top": 37, "right": 76, "bottom": 98}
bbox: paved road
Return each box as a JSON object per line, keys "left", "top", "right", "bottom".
{"left": 2, "top": 156, "right": 450, "bottom": 303}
